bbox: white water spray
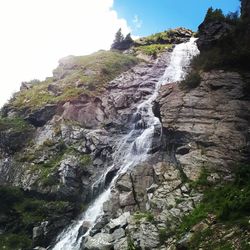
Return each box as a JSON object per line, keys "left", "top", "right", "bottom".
{"left": 52, "top": 38, "right": 199, "bottom": 250}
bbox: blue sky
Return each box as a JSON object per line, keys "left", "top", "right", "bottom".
{"left": 113, "top": 0, "right": 241, "bottom": 36}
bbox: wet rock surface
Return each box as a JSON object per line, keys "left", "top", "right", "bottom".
{"left": 75, "top": 71, "right": 250, "bottom": 250}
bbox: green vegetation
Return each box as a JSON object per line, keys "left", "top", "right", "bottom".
{"left": 179, "top": 70, "right": 202, "bottom": 90}
{"left": 197, "top": 7, "right": 250, "bottom": 71}
{"left": 127, "top": 233, "right": 140, "bottom": 250}
{"left": 33, "top": 149, "right": 66, "bottom": 187}
{"left": 204, "top": 7, "right": 239, "bottom": 24}
{"left": 204, "top": 7, "right": 225, "bottom": 23}
{"left": 136, "top": 28, "right": 191, "bottom": 45}
{"left": 0, "top": 117, "right": 34, "bottom": 153}
{"left": 134, "top": 211, "right": 154, "bottom": 222}
{"left": 179, "top": 164, "right": 250, "bottom": 234}
{"left": 79, "top": 154, "right": 92, "bottom": 167}
{"left": 0, "top": 234, "right": 32, "bottom": 250}
{"left": 9, "top": 51, "right": 138, "bottom": 111}
{"left": 0, "top": 117, "right": 32, "bottom": 133}
{"left": 175, "top": 164, "right": 250, "bottom": 249}
{"left": 20, "top": 139, "right": 92, "bottom": 188}
{"left": 111, "top": 29, "right": 134, "bottom": 50}
{"left": 135, "top": 44, "right": 172, "bottom": 57}
{"left": 186, "top": 227, "right": 236, "bottom": 250}
{"left": 133, "top": 28, "right": 192, "bottom": 57}
{"left": 159, "top": 228, "right": 169, "bottom": 245}
{"left": 189, "top": 167, "right": 211, "bottom": 189}
{"left": 0, "top": 186, "right": 71, "bottom": 249}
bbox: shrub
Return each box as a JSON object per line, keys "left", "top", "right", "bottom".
{"left": 159, "top": 228, "right": 169, "bottom": 245}
{"left": 0, "top": 187, "right": 24, "bottom": 212}
{"left": 179, "top": 70, "right": 201, "bottom": 90}
{"left": 0, "top": 186, "right": 72, "bottom": 248}
{"left": 197, "top": 7, "right": 250, "bottom": 71}
{"left": 204, "top": 7, "right": 225, "bottom": 23}
{"left": 134, "top": 211, "right": 154, "bottom": 222}
{"left": 0, "top": 234, "right": 32, "bottom": 250}
{"left": 0, "top": 117, "right": 32, "bottom": 133}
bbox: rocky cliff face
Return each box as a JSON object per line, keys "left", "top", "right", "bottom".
{"left": 158, "top": 71, "right": 250, "bottom": 175}
{"left": 0, "top": 21, "right": 249, "bottom": 250}
{"left": 0, "top": 39, "right": 174, "bottom": 249}
{"left": 80, "top": 72, "right": 250, "bottom": 250}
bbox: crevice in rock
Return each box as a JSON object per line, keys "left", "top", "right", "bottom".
{"left": 152, "top": 101, "right": 162, "bottom": 122}
{"left": 129, "top": 173, "right": 141, "bottom": 210}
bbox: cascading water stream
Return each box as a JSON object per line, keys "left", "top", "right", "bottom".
{"left": 52, "top": 38, "right": 199, "bottom": 250}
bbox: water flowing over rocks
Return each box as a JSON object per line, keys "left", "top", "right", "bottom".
{"left": 49, "top": 38, "right": 202, "bottom": 250}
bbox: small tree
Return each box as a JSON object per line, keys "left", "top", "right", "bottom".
{"left": 111, "top": 29, "right": 134, "bottom": 51}
{"left": 124, "top": 33, "right": 133, "bottom": 43}
{"left": 204, "top": 7, "right": 225, "bottom": 22}
{"left": 111, "top": 28, "right": 124, "bottom": 50}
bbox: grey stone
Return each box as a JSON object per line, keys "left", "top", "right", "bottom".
{"left": 112, "top": 228, "right": 125, "bottom": 240}
{"left": 83, "top": 233, "right": 114, "bottom": 250}
{"left": 105, "top": 212, "right": 130, "bottom": 233}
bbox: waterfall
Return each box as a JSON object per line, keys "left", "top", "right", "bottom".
{"left": 51, "top": 38, "right": 199, "bottom": 250}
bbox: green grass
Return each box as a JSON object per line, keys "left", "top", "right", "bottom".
{"left": 0, "top": 234, "right": 32, "bottom": 250}
{"left": 127, "top": 233, "right": 140, "bottom": 250}
{"left": 79, "top": 154, "right": 92, "bottom": 167}
{"left": 0, "top": 117, "right": 34, "bottom": 153}
{"left": 136, "top": 31, "right": 171, "bottom": 45}
{"left": 179, "top": 164, "right": 250, "bottom": 234}
{"left": 189, "top": 167, "right": 211, "bottom": 189}
{"left": 159, "top": 228, "right": 169, "bottom": 245}
{"left": 8, "top": 51, "right": 138, "bottom": 111}
{"left": 135, "top": 44, "right": 173, "bottom": 57}
{"left": 179, "top": 70, "right": 202, "bottom": 90}
{"left": 134, "top": 211, "right": 154, "bottom": 222}
{"left": 196, "top": 9, "right": 250, "bottom": 72}
{"left": 186, "top": 228, "right": 235, "bottom": 250}
{"left": 0, "top": 117, "right": 32, "bottom": 133}
{"left": 0, "top": 186, "right": 71, "bottom": 249}
{"left": 135, "top": 28, "right": 193, "bottom": 46}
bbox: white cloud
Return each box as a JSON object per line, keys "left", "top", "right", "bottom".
{"left": 0, "top": 0, "right": 130, "bottom": 107}
{"left": 132, "top": 15, "right": 143, "bottom": 29}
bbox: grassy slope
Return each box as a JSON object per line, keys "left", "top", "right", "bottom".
{"left": 7, "top": 51, "right": 138, "bottom": 111}
{"left": 176, "top": 165, "right": 250, "bottom": 249}
{"left": 0, "top": 187, "right": 74, "bottom": 250}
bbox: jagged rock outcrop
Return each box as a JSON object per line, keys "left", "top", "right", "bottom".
{"left": 241, "top": 0, "right": 250, "bottom": 20}
{"left": 157, "top": 71, "right": 250, "bottom": 178}
{"left": 197, "top": 20, "right": 233, "bottom": 50}
{"left": 81, "top": 70, "right": 250, "bottom": 250}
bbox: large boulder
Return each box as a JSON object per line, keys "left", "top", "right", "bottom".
{"left": 197, "top": 20, "right": 233, "bottom": 50}
{"left": 26, "top": 104, "right": 58, "bottom": 127}
{"left": 83, "top": 233, "right": 114, "bottom": 250}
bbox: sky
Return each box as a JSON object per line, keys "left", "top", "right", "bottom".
{"left": 0, "top": 0, "right": 240, "bottom": 107}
